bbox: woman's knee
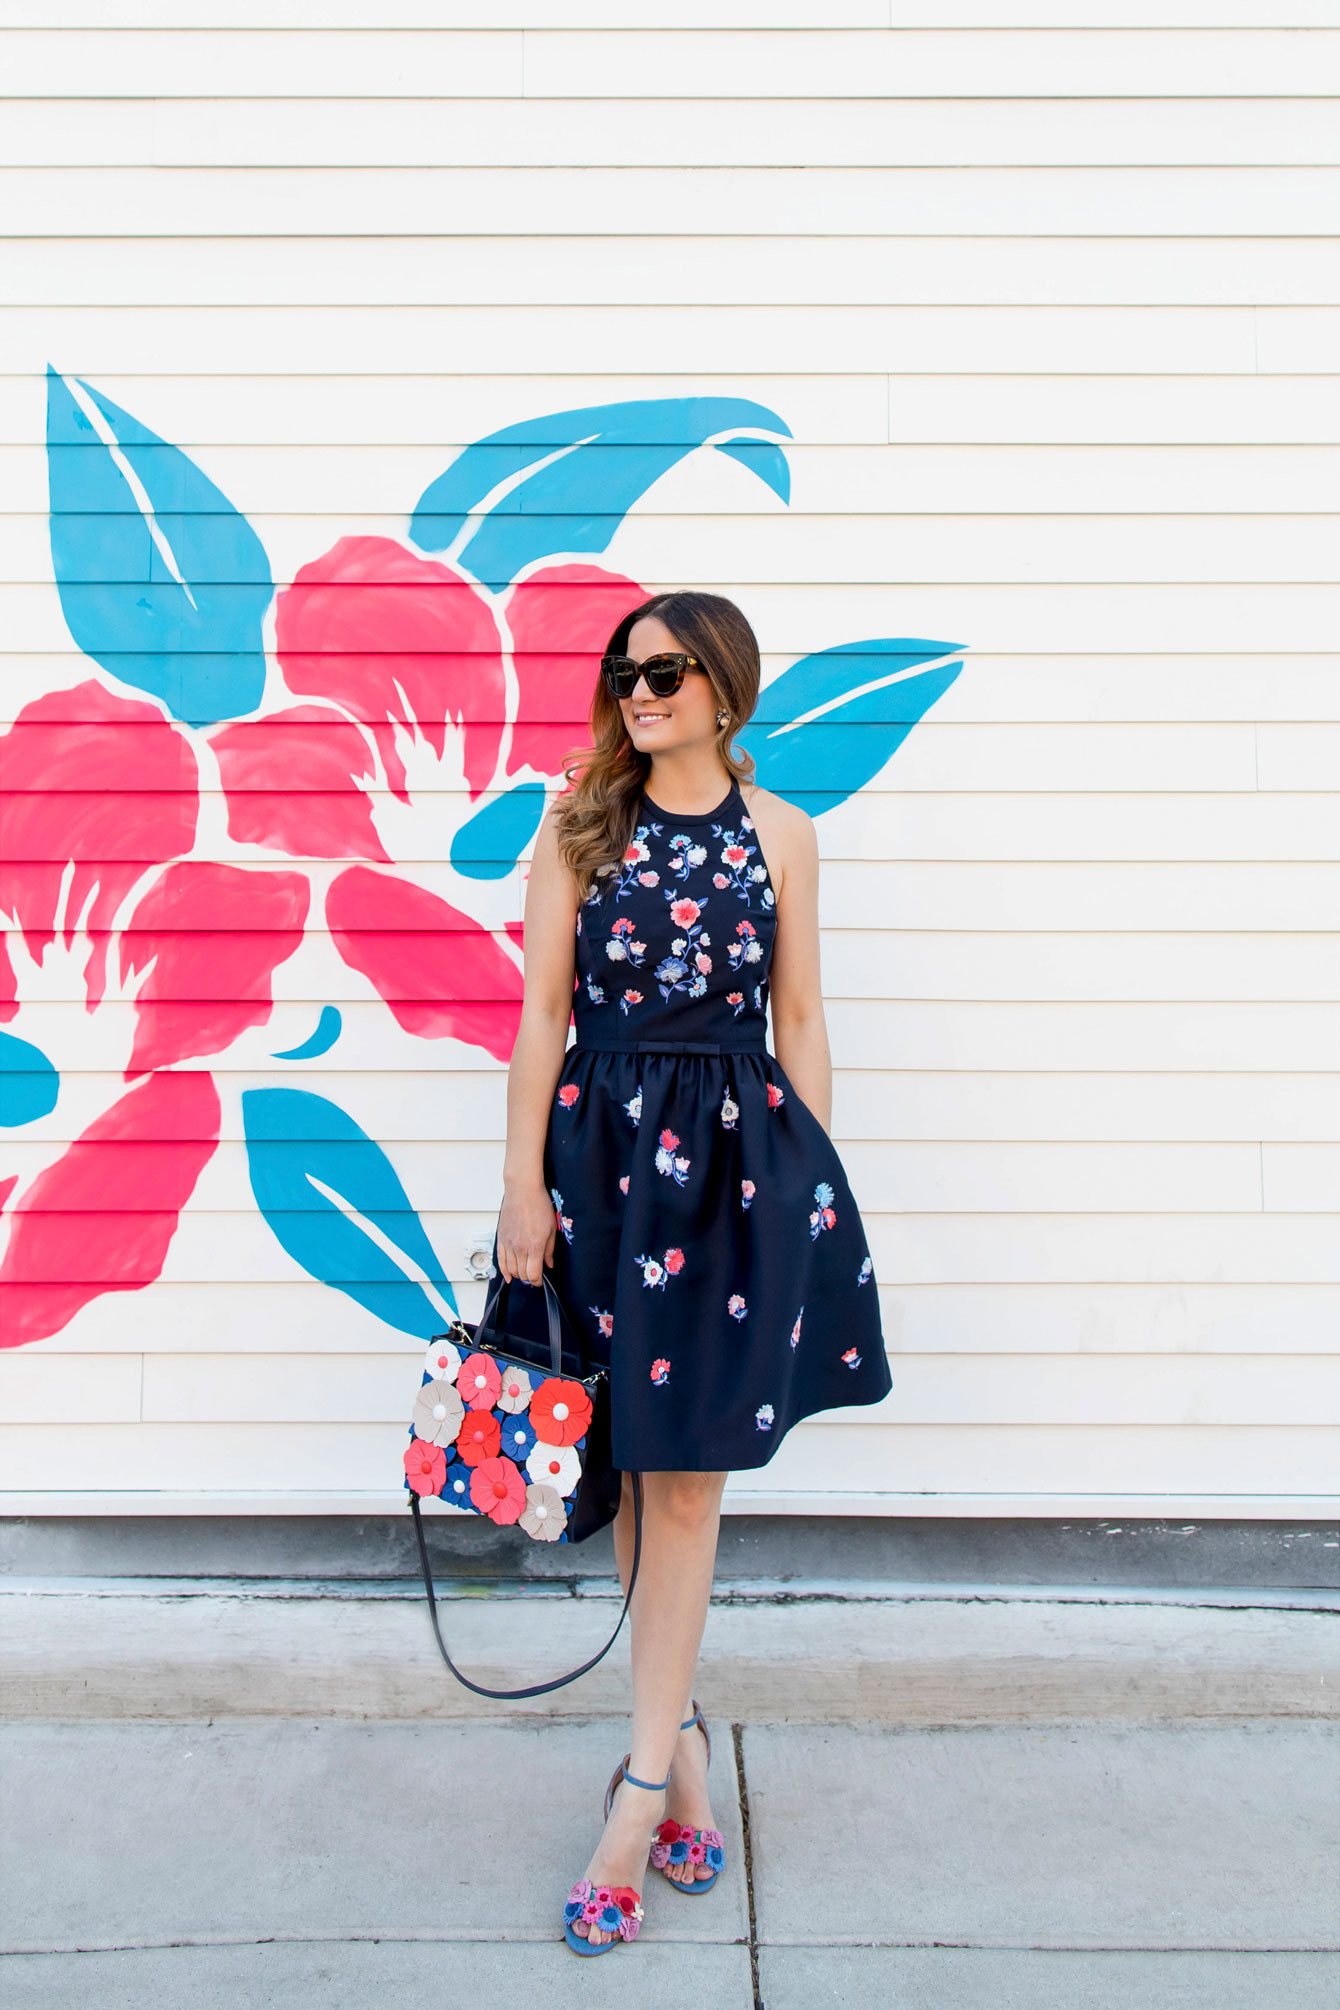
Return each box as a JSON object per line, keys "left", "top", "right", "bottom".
{"left": 645, "top": 1469, "right": 727, "bottom": 1529}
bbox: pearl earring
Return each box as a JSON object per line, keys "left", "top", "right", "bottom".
{"left": 716, "top": 709, "right": 729, "bottom": 728}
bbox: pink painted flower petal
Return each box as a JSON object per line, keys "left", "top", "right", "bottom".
{"left": 0, "top": 681, "right": 198, "bottom": 1010}
{"left": 503, "top": 565, "right": 647, "bottom": 778}
{"left": 0, "top": 1070, "right": 219, "bottom": 1349}
{"left": 119, "top": 862, "right": 309, "bottom": 1076}
{"left": 210, "top": 705, "right": 389, "bottom": 862}
{"left": 327, "top": 866, "right": 523, "bottom": 1063}
{"left": 276, "top": 536, "right": 505, "bottom": 802}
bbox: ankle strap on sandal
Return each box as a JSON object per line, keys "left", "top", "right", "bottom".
{"left": 620, "top": 1764, "right": 671, "bottom": 1793}
{"left": 679, "top": 1701, "right": 701, "bottom": 1731}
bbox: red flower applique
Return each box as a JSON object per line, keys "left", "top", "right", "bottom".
{"left": 664, "top": 1247, "right": 685, "bottom": 1274}
{"left": 457, "top": 1410, "right": 502, "bottom": 1465}
{"left": 458, "top": 1352, "right": 502, "bottom": 1410}
{"left": 669, "top": 898, "right": 701, "bottom": 929}
{"left": 530, "top": 1376, "right": 593, "bottom": 1446}
{"left": 469, "top": 1455, "right": 527, "bottom": 1524}
{"left": 404, "top": 1439, "right": 447, "bottom": 1496}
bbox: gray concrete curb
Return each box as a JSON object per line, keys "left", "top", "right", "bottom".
{"left": 3, "top": 1586, "right": 1335, "bottom": 1721}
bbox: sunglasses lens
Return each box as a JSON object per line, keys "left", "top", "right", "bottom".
{"left": 601, "top": 656, "right": 638, "bottom": 696}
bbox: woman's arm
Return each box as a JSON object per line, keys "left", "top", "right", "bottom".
{"left": 746, "top": 787, "right": 833, "bottom": 1135}
{"left": 497, "top": 808, "right": 580, "bottom": 1284}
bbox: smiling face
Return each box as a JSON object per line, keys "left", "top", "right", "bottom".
{"left": 618, "top": 614, "right": 722, "bottom": 756}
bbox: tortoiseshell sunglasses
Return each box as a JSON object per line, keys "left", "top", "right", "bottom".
{"left": 600, "top": 652, "right": 703, "bottom": 699}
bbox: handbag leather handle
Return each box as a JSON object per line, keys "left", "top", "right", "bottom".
{"left": 475, "top": 1269, "right": 567, "bottom": 1379}
{"left": 410, "top": 1473, "right": 642, "bottom": 1701}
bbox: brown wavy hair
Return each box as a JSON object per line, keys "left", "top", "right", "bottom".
{"left": 553, "top": 591, "right": 761, "bottom": 900}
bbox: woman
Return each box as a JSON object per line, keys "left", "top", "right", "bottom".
{"left": 496, "top": 590, "right": 890, "bottom": 1954}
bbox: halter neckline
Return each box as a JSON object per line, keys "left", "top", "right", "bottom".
{"left": 640, "top": 777, "right": 741, "bottom": 825}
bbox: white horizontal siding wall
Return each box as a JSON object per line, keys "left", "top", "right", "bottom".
{"left": 0, "top": 4, "right": 1336, "bottom": 1517}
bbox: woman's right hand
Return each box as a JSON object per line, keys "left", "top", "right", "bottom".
{"left": 496, "top": 1182, "right": 557, "bottom": 1286}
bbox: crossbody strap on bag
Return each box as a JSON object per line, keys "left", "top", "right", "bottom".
{"left": 410, "top": 1472, "right": 642, "bottom": 1701}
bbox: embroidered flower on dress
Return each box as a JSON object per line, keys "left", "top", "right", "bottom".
{"left": 618, "top": 1174, "right": 630, "bottom": 1195}
{"left": 728, "top": 1294, "right": 747, "bottom": 1322}
{"left": 620, "top": 987, "right": 643, "bottom": 1015}
{"left": 458, "top": 1352, "right": 502, "bottom": 1411}
{"left": 584, "top": 976, "right": 606, "bottom": 1004}
{"left": 755, "top": 1404, "right": 774, "bottom": 1431}
{"left": 808, "top": 1181, "right": 837, "bottom": 1239}
{"left": 403, "top": 1439, "right": 447, "bottom": 1496}
{"left": 412, "top": 1378, "right": 465, "bottom": 1448}
{"left": 654, "top": 1128, "right": 691, "bottom": 1186}
{"left": 636, "top": 1253, "right": 665, "bottom": 1289}
{"left": 720, "top": 1090, "right": 739, "bottom": 1128}
{"left": 469, "top": 1455, "right": 527, "bottom": 1524}
{"left": 669, "top": 897, "right": 701, "bottom": 928}
{"left": 741, "top": 1178, "right": 756, "bottom": 1209}
{"left": 457, "top": 1410, "right": 502, "bottom": 1465}
{"left": 422, "top": 1337, "right": 462, "bottom": 1384}
{"left": 530, "top": 1377, "right": 593, "bottom": 1446}
{"left": 767, "top": 1082, "right": 785, "bottom": 1109}
{"left": 650, "top": 1357, "right": 670, "bottom": 1385}
{"left": 857, "top": 1255, "right": 873, "bottom": 1286}
{"left": 790, "top": 1306, "right": 805, "bottom": 1350}
{"left": 526, "top": 1439, "right": 581, "bottom": 1495}
{"left": 841, "top": 1347, "right": 862, "bottom": 1370}
{"left": 726, "top": 991, "right": 745, "bottom": 1018}
{"left": 624, "top": 1085, "right": 642, "bottom": 1127}
{"left": 557, "top": 1083, "right": 580, "bottom": 1108}
{"left": 638, "top": 870, "right": 659, "bottom": 886}
{"left": 664, "top": 1247, "right": 685, "bottom": 1274}
{"left": 519, "top": 1482, "right": 567, "bottom": 1541}
{"left": 712, "top": 873, "right": 729, "bottom": 888}
{"left": 495, "top": 1366, "right": 533, "bottom": 1414}
{"left": 590, "top": 1307, "right": 614, "bottom": 1340}
{"left": 550, "top": 1186, "right": 574, "bottom": 1244}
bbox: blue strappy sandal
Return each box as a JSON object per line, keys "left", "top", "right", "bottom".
{"left": 562, "top": 1761, "right": 667, "bottom": 1956}
{"left": 650, "top": 1700, "right": 725, "bottom": 1895}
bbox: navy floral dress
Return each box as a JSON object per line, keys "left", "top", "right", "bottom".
{"left": 539, "top": 777, "right": 890, "bottom": 1473}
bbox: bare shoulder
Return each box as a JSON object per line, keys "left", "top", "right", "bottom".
{"left": 740, "top": 783, "right": 817, "bottom": 869}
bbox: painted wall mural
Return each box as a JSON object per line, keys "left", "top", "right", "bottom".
{"left": 0, "top": 377, "right": 964, "bottom": 1352}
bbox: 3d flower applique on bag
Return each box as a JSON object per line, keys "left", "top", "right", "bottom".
{"left": 654, "top": 1128, "right": 691, "bottom": 1186}
{"left": 529, "top": 1376, "right": 594, "bottom": 1446}
{"left": 423, "top": 1337, "right": 462, "bottom": 1383}
{"left": 413, "top": 1378, "right": 465, "bottom": 1446}
{"left": 459, "top": 1352, "right": 502, "bottom": 1410}
{"left": 519, "top": 1482, "right": 567, "bottom": 1540}
{"left": 458, "top": 1410, "right": 503, "bottom": 1465}
{"left": 469, "top": 1455, "right": 528, "bottom": 1524}
{"left": 526, "top": 1439, "right": 582, "bottom": 1496}
{"left": 404, "top": 1438, "right": 448, "bottom": 1495}
{"left": 808, "top": 1182, "right": 837, "bottom": 1240}
{"left": 498, "top": 1413, "right": 538, "bottom": 1464}
{"left": 495, "top": 1366, "right": 533, "bottom": 1414}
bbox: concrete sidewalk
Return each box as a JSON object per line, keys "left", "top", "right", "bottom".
{"left": 3, "top": 1716, "right": 1338, "bottom": 2008}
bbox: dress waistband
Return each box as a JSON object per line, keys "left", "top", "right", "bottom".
{"left": 573, "top": 1034, "right": 768, "bottom": 1057}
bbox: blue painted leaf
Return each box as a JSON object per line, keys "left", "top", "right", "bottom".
{"left": 450, "top": 782, "right": 545, "bottom": 881}
{"left": 271, "top": 1007, "right": 343, "bottom": 1061}
{"left": 243, "top": 1087, "right": 457, "bottom": 1338}
{"left": 46, "top": 368, "right": 272, "bottom": 726}
{"left": 736, "top": 639, "right": 964, "bottom": 817}
{"left": 0, "top": 1030, "right": 59, "bottom": 1127}
{"left": 410, "top": 397, "right": 792, "bottom": 590}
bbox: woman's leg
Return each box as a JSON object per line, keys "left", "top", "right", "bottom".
{"left": 571, "top": 1467, "right": 726, "bottom": 1943}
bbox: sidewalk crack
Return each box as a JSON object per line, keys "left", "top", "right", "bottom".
{"left": 733, "top": 1722, "right": 764, "bottom": 2010}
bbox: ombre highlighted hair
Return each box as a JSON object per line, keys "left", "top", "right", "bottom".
{"left": 553, "top": 591, "right": 761, "bottom": 901}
